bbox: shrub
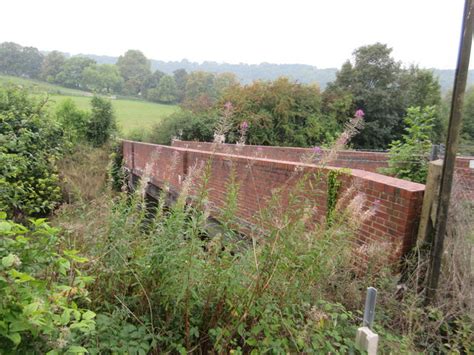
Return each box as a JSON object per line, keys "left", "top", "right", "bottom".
{"left": 382, "top": 106, "right": 436, "bottom": 183}
{"left": 55, "top": 99, "right": 90, "bottom": 144}
{"left": 148, "top": 109, "right": 219, "bottom": 145}
{"left": 0, "top": 214, "right": 95, "bottom": 353}
{"left": 85, "top": 96, "right": 116, "bottom": 147}
{"left": 149, "top": 77, "right": 341, "bottom": 147}
{"left": 220, "top": 77, "right": 339, "bottom": 146}
{"left": 0, "top": 87, "right": 63, "bottom": 219}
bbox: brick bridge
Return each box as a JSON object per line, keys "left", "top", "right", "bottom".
{"left": 122, "top": 140, "right": 473, "bottom": 262}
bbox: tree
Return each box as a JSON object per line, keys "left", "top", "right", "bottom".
{"left": 183, "top": 71, "right": 217, "bottom": 112}
{"left": 215, "top": 72, "right": 238, "bottom": 96}
{"left": 0, "top": 43, "right": 43, "bottom": 79}
{"left": 40, "top": 51, "right": 66, "bottom": 82}
{"left": 173, "top": 68, "right": 188, "bottom": 102}
{"left": 152, "top": 75, "right": 178, "bottom": 103}
{"left": 116, "top": 50, "right": 151, "bottom": 96}
{"left": 82, "top": 64, "right": 124, "bottom": 93}
{"left": 19, "top": 46, "right": 43, "bottom": 79}
{"left": 327, "top": 43, "right": 403, "bottom": 148}
{"left": 400, "top": 66, "right": 442, "bottom": 142}
{"left": 56, "top": 57, "right": 96, "bottom": 89}
{"left": 0, "top": 42, "right": 24, "bottom": 76}
{"left": 326, "top": 43, "right": 443, "bottom": 149}
{"left": 85, "top": 96, "right": 116, "bottom": 146}
{"left": 143, "top": 70, "right": 165, "bottom": 94}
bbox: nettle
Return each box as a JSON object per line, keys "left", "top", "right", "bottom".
{"left": 0, "top": 87, "right": 63, "bottom": 219}
{"left": 0, "top": 214, "right": 95, "bottom": 353}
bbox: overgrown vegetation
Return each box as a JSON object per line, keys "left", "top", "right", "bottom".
{"left": 0, "top": 48, "right": 472, "bottom": 352}
{"left": 382, "top": 106, "right": 436, "bottom": 183}
{"left": 0, "top": 87, "right": 63, "bottom": 219}
{"left": 0, "top": 215, "right": 95, "bottom": 353}
{"left": 48, "top": 142, "right": 472, "bottom": 353}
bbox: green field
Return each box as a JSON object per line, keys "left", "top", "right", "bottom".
{"left": 0, "top": 75, "right": 179, "bottom": 134}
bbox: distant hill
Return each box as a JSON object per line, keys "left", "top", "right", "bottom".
{"left": 80, "top": 54, "right": 473, "bottom": 92}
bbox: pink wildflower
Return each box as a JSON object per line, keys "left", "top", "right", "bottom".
{"left": 240, "top": 121, "right": 249, "bottom": 130}
{"left": 355, "top": 109, "right": 365, "bottom": 118}
{"left": 224, "top": 101, "right": 233, "bottom": 111}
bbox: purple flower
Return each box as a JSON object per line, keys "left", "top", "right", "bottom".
{"left": 224, "top": 101, "right": 233, "bottom": 110}
{"left": 355, "top": 109, "right": 365, "bottom": 118}
{"left": 240, "top": 121, "right": 249, "bottom": 130}
{"left": 313, "top": 146, "right": 322, "bottom": 155}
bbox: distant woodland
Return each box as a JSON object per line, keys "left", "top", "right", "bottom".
{"left": 83, "top": 54, "right": 471, "bottom": 92}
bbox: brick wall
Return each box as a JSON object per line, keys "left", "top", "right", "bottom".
{"left": 123, "top": 140, "right": 426, "bottom": 261}
{"left": 172, "top": 140, "right": 389, "bottom": 172}
{"left": 172, "top": 140, "right": 474, "bottom": 200}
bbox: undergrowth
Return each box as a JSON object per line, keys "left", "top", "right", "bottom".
{"left": 46, "top": 113, "right": 473, "bottom": 353}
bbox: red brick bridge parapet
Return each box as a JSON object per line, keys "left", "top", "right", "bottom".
{"left": 122, "top": 140, "right": 430, "bottom": 262}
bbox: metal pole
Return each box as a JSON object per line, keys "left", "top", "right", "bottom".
{"left": 425, "top": 0, "right": 474, "bottom": 305}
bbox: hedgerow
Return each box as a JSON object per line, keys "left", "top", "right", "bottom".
{"left": 0, "top": 87, "right": 63, "bottom": 219}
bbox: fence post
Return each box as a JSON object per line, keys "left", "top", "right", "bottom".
{"left": 417, "top": 160, "right": 443, "bottom": 245}
{"left": 429, "top": 144, "right": 439, "bottom": 161}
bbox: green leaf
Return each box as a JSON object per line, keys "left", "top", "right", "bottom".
{"left": 0, "top": 221, "right": 12, "bottom": 233}
{"left": 23, "top": 302, "right": 41, "bottom": 315}
{"left": 61, "top": 309, "right": 71, "bottom": 325}
{"left": 64, "top": 250, "right": 89, "bottom": 263}
{"left": 2, "top": 253, "right": 15, "bottom": 267}
{"left": 9, "top": 320, "right": 31, "bottom": 332}
{"left": 82, "top": 310, "right": 96, "bottom": 321}
{"left": 67, "top": 345, "right": 89, "bottom": 353}
{"left": 7, "top": 332, "right": 21, "bottom": 346}
{"left": 10, "top": 269, "right": 35, "bottom": 282}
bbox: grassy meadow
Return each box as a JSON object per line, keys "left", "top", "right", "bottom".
{"left": 0, "top": 74, "right": 179, "bottom": 134}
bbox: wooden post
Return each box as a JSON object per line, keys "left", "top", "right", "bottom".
{"left": 425, "top": 0, "right": 474, "bottom": 305}
{"left": 417, "top": 160, "right": 443, "bottom": 245}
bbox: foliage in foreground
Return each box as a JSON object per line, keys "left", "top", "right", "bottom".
{"left": 51, "top": 140, "right": 471, "bottom": 353}
{"left": 0, "top": 87, "right": 63, "bottom": 219}
{"left": 0, "top": 214, "right": 95, "bottom": 353}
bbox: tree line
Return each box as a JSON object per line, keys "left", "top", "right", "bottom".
{"left": 0, "top": 42, "right": 238, "bottom": 105}
{"left": 1, "top": 41, "right": 473, "bottom": 150}
{"left": 149, "top": 43, "right": 467, "bottom": 150}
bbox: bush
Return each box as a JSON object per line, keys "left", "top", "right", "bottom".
{"left": 148, "top": 109, "right": 218, "bottom": 145}
{"left": 0, "top": 214, "right": 95, "bottom": 353}
{"left": 382, "top": 106, "right": 436, "bottom": 183}
{"left": 0, "top": 87, "right": 63, "bottom": 219}
{"left": 147, "top": 78, "right": 343, "bottom": 147}
{"left": 85, "top": 96, "right": 116, "bottom": 147}
{"left": 220, "top": 77, "right": 339, "bottom": 146}
{"left": 55, "top": 99, "right": 90, "bottom": 144}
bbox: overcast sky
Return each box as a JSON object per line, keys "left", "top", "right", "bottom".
{"left": 0, "top": 0, "right": 467, "bottom": 69}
